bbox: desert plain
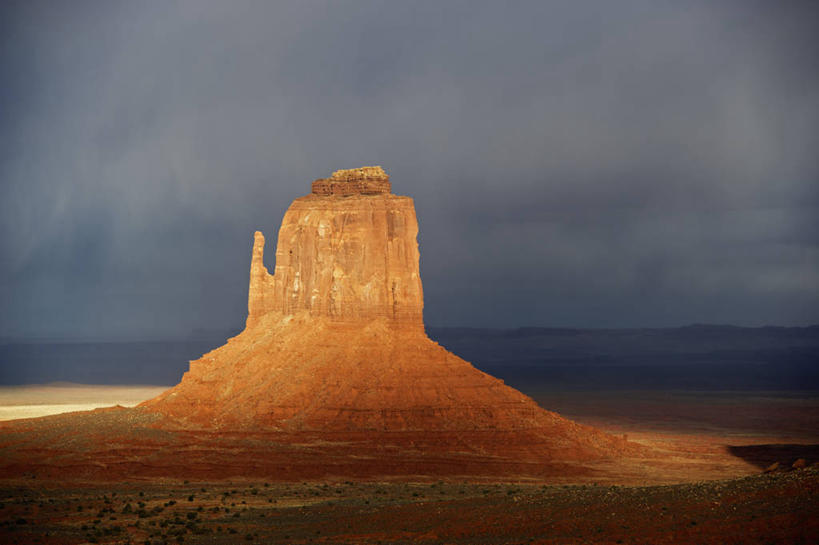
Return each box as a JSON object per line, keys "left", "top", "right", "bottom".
{"left": 0, "top": 383, "right": 817, "bottom": 545}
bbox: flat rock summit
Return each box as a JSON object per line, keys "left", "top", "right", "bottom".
{"left": 0, "top": 167, "right": 641, "bottom": 481}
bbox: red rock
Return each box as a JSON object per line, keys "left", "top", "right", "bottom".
{"left": 141, "top": 167, "right": 635, "bottom": 462}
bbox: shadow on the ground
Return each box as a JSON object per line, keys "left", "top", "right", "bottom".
{"left": 726, "top": 444, "right": 819, "bottom": 469}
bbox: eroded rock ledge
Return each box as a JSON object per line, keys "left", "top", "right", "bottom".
{"left": 311, "top": 165, "right": 391, "bottom": 196}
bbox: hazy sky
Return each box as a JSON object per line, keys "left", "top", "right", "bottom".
{"left": 1, "top": 1, "right": 817, "bottom": 339}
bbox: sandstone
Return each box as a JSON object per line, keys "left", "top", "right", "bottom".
{"left": 246, "top": 186, "right": 422, "bottom": 328}
{"left": 311, "top": 166, "right": 391, "bottom": 196}
{"left": 141, "top": 167, "right": 637, "bottom": 462}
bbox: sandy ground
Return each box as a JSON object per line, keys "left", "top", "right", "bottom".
{"left": 0, "top": 383, "right": 168, "bottom": 421}
{"left": 0, "top": 385, "right": 816, "bottom": 543}
{"left": 1, "top": 469, "right": 816, "bottom": 544}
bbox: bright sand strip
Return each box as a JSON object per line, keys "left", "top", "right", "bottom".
{"left": 0, "top": 384, "right": 169, "bottom": 421}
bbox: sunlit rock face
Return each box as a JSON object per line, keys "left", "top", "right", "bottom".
{"left": 247, "top": 169, "right": 423, "bottom": 328}
{"left": 141, "top": 168, "right": 634, "bottom": 461}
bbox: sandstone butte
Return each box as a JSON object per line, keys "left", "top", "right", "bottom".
{"left": 141, "top": 167, "right": 633, "bottom": 454}
{"left": 0, "top": 167, "right": 642, "bottom": 482}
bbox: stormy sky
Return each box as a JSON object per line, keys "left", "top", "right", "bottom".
{"left": 1, "top": 1, "right": 817, "bottom": 340}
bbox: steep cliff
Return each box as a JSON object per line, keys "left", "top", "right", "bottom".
{"left": 246, "top": 189, "right": 423, "bottom": 328}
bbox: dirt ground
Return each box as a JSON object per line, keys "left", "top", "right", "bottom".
{"left": 0, "top": 467, "right": 816, "bottom": 545}
{"left": 1, "top": 388, "right": 817, "bottom": 543}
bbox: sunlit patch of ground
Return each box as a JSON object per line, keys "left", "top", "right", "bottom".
{"left": 0, "top": 384, "right": 168, "bottom": 421}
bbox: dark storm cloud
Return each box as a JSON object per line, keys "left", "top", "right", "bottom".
{"left": 1, "top": 0, "right": 817, "bottom": 338}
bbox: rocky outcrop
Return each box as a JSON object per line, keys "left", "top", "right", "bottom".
{"left": 311, "top": 166, "right": 391, "bottom": 196}
{"left": 246, "top": 186, "right": 423, "bottom": 329}
{"left": 142, "top": 167, "right": 637, "bottom": 463}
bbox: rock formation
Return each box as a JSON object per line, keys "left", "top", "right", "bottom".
{"left": 0, "top": 166, "right": 647, "bottom": 482}
{"left": 246, "top": 169, "right": 421, "bottom": 328}
{"left": 141, "top": 167, "right": 632, "bottom": 465}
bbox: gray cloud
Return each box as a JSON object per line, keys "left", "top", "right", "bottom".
{"left": 1, "top": 0, "right": 817, "bottom": 338}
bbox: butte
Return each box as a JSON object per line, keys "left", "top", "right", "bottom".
{"left": 139, "top": 167, "right": 636, "bottom": 471}
{"left": 0, "top": 167, "right": 640, "bottom": 481}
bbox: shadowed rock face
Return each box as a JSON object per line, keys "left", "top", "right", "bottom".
{"left": 140, "top": 168, "right": 635, "bottom": 460}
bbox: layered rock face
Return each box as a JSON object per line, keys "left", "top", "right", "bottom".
{"left": 142, "top": 167, "right": 633, "bottom": 461}
{"left": 247, "top": 173, "right": 422, "bottom": 328}
{"left": 310, "top": 166, "right": 391, "bottom": 196}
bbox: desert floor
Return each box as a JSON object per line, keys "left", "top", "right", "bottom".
{"left": 0, "top": 386, "right": 817, "bottom": 544}
{"left": 1, "top": 467, "right": 816, "bottom": 544}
